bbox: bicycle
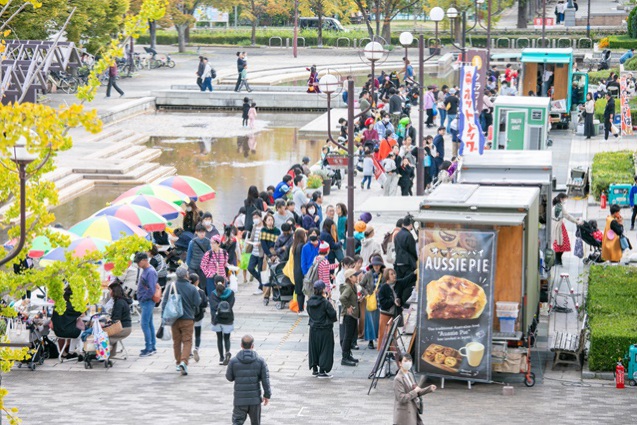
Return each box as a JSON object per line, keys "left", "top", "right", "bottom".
{"left": 47, "top": 70, "right": 78, "bottom": 94}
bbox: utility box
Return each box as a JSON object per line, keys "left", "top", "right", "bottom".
{"left": 608, "top": 183, "right": 632, "bottom": 207}
{"left": 493, "top": 96, "right": 551, "bottom": 150}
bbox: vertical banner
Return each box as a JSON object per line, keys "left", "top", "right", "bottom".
{"left": 417, "top": 228, "right": 497, "bottom": 383}
{"left": 620, "top": 72, "right": 633, "bottom": 136}
{"left": 464, "top": 49, "right": 488, "bottom": 114}
{"left": 458, "top": 65, "right": 486, "bottom": 155}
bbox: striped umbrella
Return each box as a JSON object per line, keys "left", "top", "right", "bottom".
{"left": 92, "top": 204, "right": 167, "bottom": 232}
{"left": 28, "top": 228, "right": 80, "bottom": 258}
{"left": 114, "top": 184, "right": 190, "bottom": 206}
{"left": 69, "top": 216, "right": 149, "bottom": 242}
{"left": 41, "top": 237, "right": 110, "bottom": 262}
{"left": 112, "top": 195, "right": 182, "bottom": 221}
{"left": 156, "top": 175, "right": 216, "bottom": 202}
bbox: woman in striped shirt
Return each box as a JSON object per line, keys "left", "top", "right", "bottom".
{"left": 200, "top": 234, "right": 229, "bottom": 296}
{"left": 317, "top": 242, "right": 339, "bottom": 296}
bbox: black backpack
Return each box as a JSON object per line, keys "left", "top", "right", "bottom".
{"left": 194, "top": 288, "right": 207, "bottom": 322}
{"left": 210, "top": 68, "right": 217, "bottom": 79}
{"left": 217, "top": 300, "right": 231, "bottom": 321}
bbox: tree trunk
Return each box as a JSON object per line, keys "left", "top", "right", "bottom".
{"left": 517, "top": 0, "right": 528, "bottom": 28}
{"left": 375, "top": 0, "right": 381, "bottom": 39}
{"left": 317, "top": 13, "right": 323, "bottom": 46}
{"left": 381, "top": 18, "right": 391, "bottom": 43}
{"left": 176, "top": 24, "right": 187, "bottom": 53}
{"left": 354, "top": 0, "right": 375, "bottom": 39}
{"left": 148, "top": 20, "right": 157, "bottom": 49}
{"left": 185, "top": 26, "right": 190, "bottom": 43}
{"left": 251, "top": 21, "right": 257, "bottom": 45}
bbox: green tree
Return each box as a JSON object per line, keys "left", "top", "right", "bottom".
{"left": 215, "top": 0, "right": 291, "bottom": 45}
{"left": 352, "top": 0, "right": 420, "bottom": 42}
{"left": 299, "top": 0, "right": 343, "bottom": 46}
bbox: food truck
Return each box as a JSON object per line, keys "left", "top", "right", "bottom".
{"left": 415, "top": 184, "right": 540, "bottom": 386}
{"left": 518, "top": 48, "right": 588, "bottom": 128}
{"left": 457, "top": 150, "right": 553, "bottom": 261}
{"left": 492, "top": 96, "right": 552, "bottom": 150}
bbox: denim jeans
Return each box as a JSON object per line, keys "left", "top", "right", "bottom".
{"left": 140, "top": 300, "right": 156, "bottom": 352}
{"left": 446, "top": 114, "right": 457, "bottom": 133}
{"left": 201, "top": 77, "right": 213, "bottom": 92}
{"left": 361, "top": 175, "right": 372, "bottom": 189}
{"left": 247, "top": 255, "right": 263, "bottom": 287}
{"left": 439, "top": 109, "right": 447, "bottom": 128}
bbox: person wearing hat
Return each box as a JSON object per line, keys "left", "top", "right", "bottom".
{"left": 360, "top": 254, "right": 385, "bottom": 349}
{"left": 135, "top": 252, "right": 159, "bottom": 357}
{"left": 200, "top": 234, "right": 229, "bottom": 296}
{"left": 339, "top": 268, "right": 362, "bottom": 366}
{"left": 317, "top": 242, "right": 340, "bottom": 293}
{"left": 353, "top": 220, "right": 367, "bottom": 254}
{"left": 360, "top": 226, "right": 382, "bottom": 269}
{"left": 362, "top": 117, "right": 379, "bottom": 143}
{"left": 444, "top": 88, "right": 459, "bottom": 134}
{"left": 307, "top": 280, "right": 338, "bottom": 378}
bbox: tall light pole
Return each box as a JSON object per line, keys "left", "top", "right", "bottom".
{"left": 399, "top": 31, "right": 414, "bottom": 59}
{"left": 430, "top": 7, "right": 445, "bottom": 56}
{"left": 293, "top": 0, "right": 299, "bottom": 58}
{"left": 586, "top": 0, "right": 591, "bottom": 38}
{"left": 485, "top": 0, "right": 492, "bottom": 71}
{"left": 0, "top": 137, "right": 42, "bottom": 267}
{"left": 542, "top": 0, "right": 547, "bottom": 48}
{"left": 363, "top": 41, "right": 385, "bottom": 106}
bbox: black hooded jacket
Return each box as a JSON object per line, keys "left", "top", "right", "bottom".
{"left": 307, "top": 295, "right": 337, "bottom": 329}
{"left": 226, "top": 349, "right": 272, "bottom": 406}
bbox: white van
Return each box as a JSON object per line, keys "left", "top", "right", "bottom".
{"left": 299, "top": 17, "right": 348, "bottom": 32}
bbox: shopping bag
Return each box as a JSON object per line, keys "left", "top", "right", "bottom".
{"left": 574, "top": 237, "right": 584, "bottom": 258}
{"left": 161, "top": 325, "right": 171, "bottom": 341}
{"left": 289, "top": 293, "right": 299, "bottom": 313}
{"left": 92, "top": 320, "right": 110, "bottom": 361}
{"left": 239, "top": 252, "right": 250, "bottom": 271}
{"left": 228, "top": 273, "right": 239, "bottom": 292}
{"left": 161, "top": 283, "right": 183, "bottom": 326}
{"left": 7, "top": 319, "right": 31, "bottom": 345}
{"left": 611, "top": 124, "right": 619, "bottom": 135}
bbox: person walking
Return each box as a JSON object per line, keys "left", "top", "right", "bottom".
{"left": 106, "top": 63, "right": 124, "bottom": 98}
{"left": 234, "top": 52, "right": 246, "bottom": 92}
{"left": 393, "top": 216, "right": 417, "bottom": 280}
{"left": 361, "top": 152, "right": 375, "bottom": 190}
{"left": 582, "top": 93, "right": 596, "bottom": 140}
{"left": 423, "top": 86, "right": 436, "bottom": 128}
{"left": 200, "top": 234, "right": 229, "bottom": 296}
{"left": 339, "top": 269, "right": 361, "bottom": 366}
{"left": 135, "top": 252, "right": 158, "bottom": 357}
{"left": 210, "top": 279, "right": 236, "bottom": 365}
{"left": 201, "top": 57, "right": 213, "bottom": 92}
{"left": 186, "top": 224, "right": 212, "bottom": 290}
{"left": 226, "top": 335, "right": 272, "bottom": 425}
{"left": 238, "top": 65, "right": 253, "bottom": 93}
{"left": 242, "top": 97, "right": 251, "bottom": 128}
{"left": 286, "top": 228, "right": 308, "bottom": 315}
{"left": 603, "top": 93, "right": 618, "bottom": 141}
{"left": 360, "top": 255, "right": 385, "bottom": 349}
{"left": 602, "top": 204, "right": 630, "bottom": 263}
{"left": 195, "top": 56, "right": 205, "bottom": 90}
{"left": 394, "top": 353, "right": 436, "bottom": 425}
{"left": 246, "top": 210, "right": 265, "bottom": 294}
{"left": 307, "top": 280, "right": 338, "bottom": 378}
{"left": 382, "top": 152, "right": 399, "bottom": 196}
{"left": 189, "top": 273, "right": 207, "bottom": 363}
{"left": 161, "top": 266, "right": 201, "bottom": 376}
{"left": 551, "top": 193, "right": 580, "bottom": 266}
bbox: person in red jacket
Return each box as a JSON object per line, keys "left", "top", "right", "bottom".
{"left": 106, "top": 63, "right": 124, "bottom": 98}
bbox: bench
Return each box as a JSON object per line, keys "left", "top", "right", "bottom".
{"left": 550, "top": 314, "right": 588, "bottom": 370}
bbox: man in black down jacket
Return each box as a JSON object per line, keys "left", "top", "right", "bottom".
{"left": 226, "top": 335, "right": 272, "bottom": 425}
{"left": 393, "top": 215, "right": 417, "bottom": 281}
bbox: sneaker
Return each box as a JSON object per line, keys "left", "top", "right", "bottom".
{"left": 298, "top": 311, "right": 308, "bottom": 317}
{"left": 219, "top": 357, "right": 225, "bottom": 365}
{"left": 223, "top": 352, "right": 231, "bottom": 366}
{"left": 351, "top": 345, "right": 360, "bottom": 350}
{"left": 312, "top": 367, "right": 319, "bottom": 376}
{"left": 193, "top": 349, "right": 200, "bottom": 363}
{"left": 317, "top": 372, "right": 333, "bottom": 379}
{"left": 252, "top": 289, "right": 263, "bottom": 295}
{"left": 150, "top": 348, "right": 157, "bottom": 355}
{"left": 349, "top": 355, "right": 359, "bottom": 363}
{"left": 368, "top": 341, "right": 375, "bottom": 349}
{"left": 179, "top": 362, "right": 188, "bottom": 376}
{"left": 341, "top": 358, "right": 357, "bottom": 367}
{"left": 176, "top": 364, "right": 181, "bottom": 372}
{"left": 139, "top": 350, "right": 152, "bottom": 357}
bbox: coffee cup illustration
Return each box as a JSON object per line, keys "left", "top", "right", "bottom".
{"left": 459, "top": 342, "right": 485, "bottom": 367}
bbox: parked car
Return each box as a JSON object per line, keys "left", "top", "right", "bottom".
{"left": 299, "top": 17, "right": 348, "bottom": 32}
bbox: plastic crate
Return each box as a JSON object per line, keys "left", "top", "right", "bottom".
{"left": 499, "top": 317, "right": 516, "bottom": 333}
{"left": 497, "top": 310, "right": 519, "bottom": 318}
{"left": 608, "top": 183, "right": 632, "bottom": 207}
{"left": 496, "top": 301, "right": 519, "bottom": 311}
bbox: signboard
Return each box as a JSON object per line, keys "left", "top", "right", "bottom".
{"left": 417, "top": 229, "right": 497, "bottom": 383}
{"left": 531, "top": 109, "right": 543, "bottom": 121}
{"left": 464, "top": 49, "right": 488, "bottom": 114}
{"left": 506, "top": 111, "right": 526, "bottom": 150}
{"left": 194, "top": 7, "right": 229, "bottom": 23}
{"left": 458, "top": 65, "right": 486, "bottom": 155}
{"left": 620, "top": 72, "right": 633, "bottom": 136}
{"left": 533, "top": 18, "right": 555, "bottom": 29}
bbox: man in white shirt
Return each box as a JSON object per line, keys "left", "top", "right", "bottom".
{"left": 542, "top": 67, "right": 553, "bottom": 97}
{"left": 292, "top": 175, "right": 308, "bottom": 216}
{"left": 273, "top": 200, "right": 294, "bottom": 230}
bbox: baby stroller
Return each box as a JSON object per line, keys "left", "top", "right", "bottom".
{"left": 599, "top": 50, "right": 611, "bottom": 71}
{"left": 81, "top": 313, "right": 112, "bottom": 369}
{"left": 268, "top": 261, "right": 294, "bottom": 310}
{"left": 17, "top": 319, "right": 50, "bottom": 371}
{"left": 577, "top": 220, "right": 603, "bottom": 265}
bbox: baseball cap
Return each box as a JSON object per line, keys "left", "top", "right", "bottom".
{"left": 134, "top": 252, "right": 148, "bottom": 263}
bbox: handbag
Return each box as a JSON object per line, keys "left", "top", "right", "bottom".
{"left": 7, "top": 319, "right": 31, "bottom": 345}
{"left": 611, "top": 124, "right": 620, "bottom": 135}
{"left": 228, "top": 273, "right": 239, "bottom": 292}
{"left": 152, "top": 284, "right": 162, "bottom": 304}
{"left": 161, "top": 283, "right": 183, "bottom": 326}
{"left": 621, "top": 235, "right": 630, "bottom": 251}
{"left": 365, "top": 276, "right": 382, "bottom": 312}
{"left": 606, "top": 229, "right": 616, "bottom": 240}
{"left": 103, "top": 320, "right": 123, "bottom": 337}
{"left": 156, "top": 325, "right": 164, "bottom": 339}
{"left": 574, "top": 238, "right": 584, "bottom": 259}
{"left": 424, "top": 155, "right": 432, "bottom": 167}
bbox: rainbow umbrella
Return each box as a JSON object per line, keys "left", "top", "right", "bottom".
{"left": 28, "top": 228, "right": 80, "bottom": 258}
{"left": 114, "top": 184, "right": 190, "bottom": 206}
{"left": 92, "top": 204, "right": 167, "bottom": 232}
{"left": 40, "top": 237, "right": 110, "bottom": 262}
{"left": 156, "top": 175, "right": 216, "bottom": 202}
{"left": 112, "top": 195, "right": 181, "bottom": 221}
{"left": 69, "top": 216, "right": 149, "bottom": 242}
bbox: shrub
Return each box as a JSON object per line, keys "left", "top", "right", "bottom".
{"left": 587, "top": 265, "right": 637, "bottom": 371}
{"left": 590, "top": 150, "right": 634, "bottom": 199}
{"left": 629, "top": 7, "right": 637, "bottom": 39}
{"left": 598, "top": 37, "right": 610, "bottom": 49}
{"left": 625, "top": 56, "right": 637, "bottom": 71}
{"left": 307, "top": 174, "right": 323, "bottom": 189}
{"left": 608, "top": 35, "right": 637, "bottom": 49}
{"left": 588, "top": 69, "right": 619, "bottom": 85}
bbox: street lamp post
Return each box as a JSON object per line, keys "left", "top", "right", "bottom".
{"left": 485, "top": 0, "right": 492, "bottom": 70}
{"left": 363, "top": 41, "right": 384, "bottom": 106}
{"left": 399, "top": 31, "right": 414, "bottom": 59}
{"left": 430, "top": 7, "right": 444, "bottom": 56}
{"left": 0, "top": 138, "right": 40, "bottom": 268}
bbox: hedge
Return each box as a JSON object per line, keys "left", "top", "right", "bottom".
{"left": 587, "top": 265, "right": 637, "bottom": 372}
{"left": 590, "top": 150, "right": 634, "bottom": 200}
{"left": 608, "top": 35, "right": 637, "bottom": 49}
{"left": 587, "top": 69, "right": 619, "bottom": 85}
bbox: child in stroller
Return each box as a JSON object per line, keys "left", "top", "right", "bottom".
{"left": 267, "top": 261, "right": 294, "bottom": 310}
{"left": 577, "top": 220, "right": 603, "bottom": 264}
{"left": 16, "top": 315, "right": 53, "bottom": 371}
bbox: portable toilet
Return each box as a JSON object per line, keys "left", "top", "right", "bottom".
{"left": 492, "top": 96, "right": 551, "bottom": 150}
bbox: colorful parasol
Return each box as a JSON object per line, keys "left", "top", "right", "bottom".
{"left": 28, "top": 229, "right": 80, "bottom": 258}
{"left": 40, "top": 237, "right": 110, "bottom": 262}
{"left": 69, "top": 216, "right": 149, "bottom": 242}
{"left": 92, "top": 204, "right": 167, "bottom": 232}
{"left": 114, "top": 184, "right": 190, "bottom": 206}
{"left": 112, "top": 195, "right": 182, "bottom": 221}
{"left": 156, "top": 175, "right": 216, "bottom": 202}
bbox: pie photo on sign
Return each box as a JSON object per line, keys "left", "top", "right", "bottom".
{"left": 426, "top": 275, "right": 487, "bottom": 320}
{"left": 422, "top": 343, "right": 463, "bottom": 373}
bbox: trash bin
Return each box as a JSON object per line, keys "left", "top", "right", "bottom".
{"left": 323, "top": 178, "right": 332, "bottom": 196}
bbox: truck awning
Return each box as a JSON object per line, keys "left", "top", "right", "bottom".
{"left": 491, "top": 53, "right": 521, "bottom": 60}
{"left": 355, "top": 196, "right": 424, "bottom": 220}
{"left": 521, "top": 53, "right": 571, "bottom": 64}
{"left": 415, "top": 211, "right": 527, "bottom": 226}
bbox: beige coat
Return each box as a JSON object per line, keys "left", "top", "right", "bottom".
{"left": 393, "top": 369, "right": 422, "bottom": 425}
{"left": 551, "top": 203, "right": 577, "bottom": 246}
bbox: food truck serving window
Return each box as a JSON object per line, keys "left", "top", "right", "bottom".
{"left": 417, "top": 212, "right": 526, "bottom": 226}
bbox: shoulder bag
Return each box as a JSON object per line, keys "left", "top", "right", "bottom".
{"left": 366, "top": 275, "right": 382, "bottom": 312}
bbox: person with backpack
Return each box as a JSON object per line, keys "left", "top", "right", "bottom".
{"left": 161, "top": 266, "right": 201, "bottom": 376}
{"left": 201, "top": 57, "right": 214, "bottom": 92}
{"left": 209, "top": 280, "right": 235, "bottom": 366}
{"left": 189, "top": 273, "right": 208, "bottom": 363}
